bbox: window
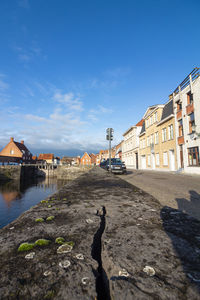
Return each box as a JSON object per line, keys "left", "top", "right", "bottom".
{"left": 146, "top": 119, "right": 149, "bottom": 127}
{"left": 188, "top": 147, "right": 200, "bottom": 166}
{"left": 163, "top": 152, "right": 168, "bottom": 166}
{"left": 189, "top": 113, "right": 195, "bottom": 134}
{"left": 162, "top": 128, "right": 167, "bottom": 142}
{"left": 168, "top": 125, "right": 174, "bottom": 140}
{"left": 150, "top": 134, "right": 154, "bottom": 144}
{"left": 10, "top": 149, "right": 14, "bottom": 155}
{"left": 155, "top": 132, "right": 159, "bottom": 144}
{"left": 156, "top": 153, "right": 160, "bottom": 166}
{"left": 140, "top": 140, "right": 142, "bottom": 149}
{"left": 147, "top": 136, "right": 150, "bottom": 146}
{"left": 148, "top": 155, "right": 151, "bottom": 166}
{"left": 143, "top": 139, "right": 146, "bottom": 148}
{"left": 155, "top": 112, "right": 158, "bottom": 122}
{"left": 178, "top": 119, "right": 183, "bottom": 137}
{"left": 187, "top": 91, "right": 193, "bottom": 105}
{"left": 150, "top": 116, "right": 153, "bottom": 125}
{"left": 177, "top": 100, "right": 182, "bottom": 111}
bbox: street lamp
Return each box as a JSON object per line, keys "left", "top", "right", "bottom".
{"left": 106, "top": 128, "right": 114, "bottom": 172}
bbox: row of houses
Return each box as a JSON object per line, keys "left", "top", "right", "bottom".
{"left": 120, "top": 68, "right": 200, "bottom": 175}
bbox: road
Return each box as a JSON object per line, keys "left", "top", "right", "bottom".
{"left": 118, "top": 169, "right": 200, "bottom": 220}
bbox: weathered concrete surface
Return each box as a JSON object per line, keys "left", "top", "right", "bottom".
{"left": 0, "top": 167, "right": 200, "bottom": 299}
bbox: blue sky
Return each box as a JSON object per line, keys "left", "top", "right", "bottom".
{"left": 0, "top": 0, "right": 200, "bottom": 156}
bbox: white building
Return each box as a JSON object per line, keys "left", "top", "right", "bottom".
{"left": 173, "top": 67, "right": 200, "bottom": 174}
{"left": 122, "top": 120, "right": 143, "bottom": 169}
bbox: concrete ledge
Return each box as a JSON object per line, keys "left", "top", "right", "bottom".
{"left": 0, "top": 167, "right": 200, "bottom": 299}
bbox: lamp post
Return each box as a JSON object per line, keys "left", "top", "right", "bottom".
{"left": 106, "top": 128, "right": 114, "bottom": 173}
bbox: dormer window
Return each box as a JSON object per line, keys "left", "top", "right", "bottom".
{"left": 10, "top": 149, "right": 14, "bottom": 155}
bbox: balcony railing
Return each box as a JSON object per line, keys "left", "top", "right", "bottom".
{"left": 173, "top": 67, "right": 200, "bottom": 96}
{"left": 186, "top": 102, "right": 194, "bottom": 115}
{"left": 176, "top": 110, "right": 182, "bottom": 120}
{"left": 178, "top": 136, "right": 184, "bottom": 145}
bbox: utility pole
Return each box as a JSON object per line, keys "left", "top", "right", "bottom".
{"left": 106, "top": 128, "right": 114, "bottom": 173}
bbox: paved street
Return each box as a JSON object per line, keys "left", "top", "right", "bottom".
{"left": 118, "top": 169, "right": 200, "bottom": 220}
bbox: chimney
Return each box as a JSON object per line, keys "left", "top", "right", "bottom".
{"left": 10, "top": 137, "right": 14, "bottom": 142}
{"left": 21, "top": 140, "right": 24, "bottom": 144}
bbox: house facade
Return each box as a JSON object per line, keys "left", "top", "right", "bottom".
{"left": 156, "top": 99, "right": 177, "bottom": 171}
{"left": 173, "top": 68, "right": 200, "bottom": 174}
{"left": 122, "top": 120, "right": 143, "bottom": 169}
{"left": 0, "top": 137, "right": 32, "bottom": 163}
{"left": 38, "top": 154, "right": 54, "bottom": 164}
{"left": 139, "top": 105, "right": 164, "bottom": 169}
{"left": 81, "top": 152, "right": 92, "bottom": 165}
{"left": 139, "top": 101, "right": 177, "bottom": 171}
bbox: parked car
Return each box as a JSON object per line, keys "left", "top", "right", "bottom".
{"left": 105, "top": 158, "right": 126, "bottom": 174}
{"left": 100, "top": 160, "right": 107, "bottom": 167}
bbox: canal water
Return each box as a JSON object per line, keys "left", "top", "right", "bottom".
{"left": 0, "top": 177, "right": 67, "bottom": 229}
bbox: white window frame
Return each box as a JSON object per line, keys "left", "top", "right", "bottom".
{"left": 163, "top": 152, "right": 168, "bottom": 166}
{"left": 168, "top": 124, "right": 173, "bottom": 140}
{"left": 162, "top": 128, "right": 167, "bottom": 142}
{"left": 155, "top": 132, "right": 159, "bottom": 144}
{"left": 156, "top": 153, "right": 160, "bottom": 166}
{"left": 148, "top": 155, "right": 151, "bottom": 166}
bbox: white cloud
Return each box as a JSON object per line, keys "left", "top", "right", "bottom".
{"left": 54, "top": 92, "right": 84, "bottom": 112}
{"left": 87, "top": 105, "right": 113, "bottom": 122}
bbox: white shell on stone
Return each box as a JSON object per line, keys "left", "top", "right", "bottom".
{"left": 81, "top": 277, "right": 90, "bottom": 285}
{"left": 104, "top": 239, "right": 111, "bottom": 244}
{"left": 119, "top": 269, "right": 129, "bottom": 277}
{"left": 10, "top": 227, "right": 14, "bottom": 230}
{"left": 138, "top": 217, "right": 143, "bottom": 221}
{"left": 143, "top": 266, "right": 155, "bottom": 276}
{"left": 59, "top": 260, "right": 71, "bottom": 269}
{"left": 76, "top": 254, "right": 84, "bottom": 260}
{"left": 86, "top": 219, "right": 94, "bottom": 224}
{"left": 57, "top": 244, "right": 73, "bottom": 254}
{"left": 25, "top": 252, "right": 35, "bottom": 260}
{"left": 44, "top": 270, "right": 52, "bottom": 277}
{"left": 150, "top": 209, "right": 156, "bottom": 212}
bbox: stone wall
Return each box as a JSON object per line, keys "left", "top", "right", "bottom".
{"left": 56, "top": 165, "right": 92, "bottom": 180}
{"left": 0, "top": 166, "right": 21, "bottom": 181}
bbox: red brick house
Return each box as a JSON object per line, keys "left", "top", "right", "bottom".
{"left": 89, "top": 153, "right": 97, "bottom": 165}
{"left": 81, "top": 152, "right": 92, "bottom": 165}
{"left": 0, "top": 137, "right": 32, "bottom": 163}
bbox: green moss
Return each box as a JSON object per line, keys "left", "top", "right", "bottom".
{"left": 41, "top": 200, "right": 48, "bottom": 204}
{"left": 55, "top": 237, "right": 65, "bottom": 244}
{"left": 64, "top": 241, "right": 75, "bottom": 247}
{"left": 34, "top": 239, "right": 50, "bottom": 246}
{"left": 18, "top": 242, "right": 35, "bottom": 252}
{"left": 56, "top": 208, "right": 59, "bottom": 211}
{"left": 46, "top": 216, "right": 55, "bottom": 221}
{"left": 51, "top": 197, "right": 55, "bottom": 201}
{"left": 48, "top": 205, "right": 52, "bottom": 208}
{"left": 35, "top": 218, "right": 44, "bottom": 223}
{"left": 63, "top": 198, "right": 67, "bottom": 201}
{"left": 44, "top": 290, "right": 55, "bottom": 299}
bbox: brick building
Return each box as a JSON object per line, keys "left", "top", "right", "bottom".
{"left": 0, "top": 137, "right": 32, "bottom": 163}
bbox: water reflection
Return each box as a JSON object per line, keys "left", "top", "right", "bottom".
{"left": 0, "top": 177, "right": 68, "bottom": 228}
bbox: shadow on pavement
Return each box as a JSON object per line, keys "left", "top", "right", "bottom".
{"left": 176, "top": 190, "right": 200, "bottom": 221}
{"left": 161, "top": 204, "right": 200, "bottom": 294}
